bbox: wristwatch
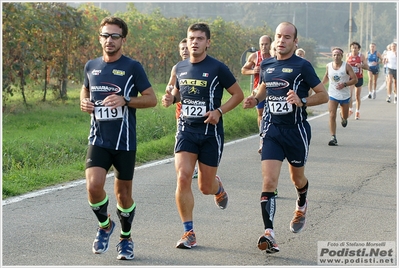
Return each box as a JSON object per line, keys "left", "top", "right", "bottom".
{"left": 123, "top": 96, "right": 130, "bottom": 106}
{"left": 301, "top": 97, "right": 307, "bottom": 108}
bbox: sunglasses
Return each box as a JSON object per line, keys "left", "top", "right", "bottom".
{"left": 99, "top": 33, "right": 124, "bottom": 40}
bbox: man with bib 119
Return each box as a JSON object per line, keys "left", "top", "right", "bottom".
{"left": 80, "top": 16, "right": 157, "bottom": 260}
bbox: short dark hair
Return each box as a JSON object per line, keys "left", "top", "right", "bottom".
{"left": 180, "top": 38, "right": 187, "bottom": 44}
{"left": 188, "top": 22, "right": 211, "bottom": 39}
{"left": 350, "top": 41, "right": 361, "bottom": 49}
{"left": 99, "top": 16, "right": 128, "bottom": 37}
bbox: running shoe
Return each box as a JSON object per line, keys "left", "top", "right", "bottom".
{"left": 215, "top": 175, "right": 228, "bottom": 209}
{"left": 328, "top": 136, "right": 337, "bottom": 146}
{"left": 116, "top": 238, "right": 134, "bottom": 260}
{"left": 257, "top": 229, "right": 280, "bottom": 253}
{"left": 387, "top": 96, "right": 391, "bottom": 103}
{"left": 394, "top": 96, "right": 397, "bottom": 104}
{"left": 355, "top": 112, "right": 360, "bottom": 120}
{"left": 290, "top": 200, "right": 307, "bottom": 233}
{"left": 192, "top": 166, "right": 198, "bottom": 179}
{"left": 372, "top": 91, "right": 376, "bottom": 99}
{"left": 340, "top": 114, "right": 348, "bottom": 128}
{"left": 92, "top": 220, "right": 115, "bottom": 254}
{"left": 368, "top": 93, "right": 372, "bottom": 99}
{"left": 176, "top": 230, "right": 197, "bottom": 249}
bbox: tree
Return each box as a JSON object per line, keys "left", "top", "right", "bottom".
{"left": 41, "top": 3, "right": 84, "bottom": 100}
{"left": 2, "top": 3, "right": 86, "bottom": 104}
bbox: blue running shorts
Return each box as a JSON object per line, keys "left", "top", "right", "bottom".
{"left": 257, "top": 99, "right": 266, "bottom": 110}
{"left": 175, "top": 131, "right": 224, "bottom": 167}
{"left": 329, "top": 96, "right": 351, "bottom": 105}
{"left": 354, "top": 77, "right": 363, "bottom": 88}
{"left": 261, "top": 121, "right": 311, "bottom": 167}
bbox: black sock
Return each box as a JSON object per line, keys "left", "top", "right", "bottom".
{"left": 260, "top": 192, "right": 277, "bottom": 230}
{"left": 296, "top": 181, "right": 308, "bottom": 207}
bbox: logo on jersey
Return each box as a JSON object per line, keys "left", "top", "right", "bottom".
{"left": 179, "top": 79, "right": 207, "bottom": 87}
{"left": 94, "top": 100, "right": 105, "bottom": 105}
{"left": 265, "top": 78, "right": 289, "bottom": 90}
{"left": 91, "top": 82, "right": 122, "bottom": 94}
{"left": 268, "top": 95, "right": 287, "bottom": 101}
{"left": 202, "top": 73, "right": 209, "bottom": 77}
{"left": 182, "top": 99, "right": 206, "bottom": 106}
{"left": 333, "top": 75, "right": 340, "bottom": 82}
{"left": 188, "top": 86, "right": 200, "bottom": 94}
{"left": 92, "top": 69, "right": 101, "bottom": 75}
{"left": 266, "top": 68, "right": 275, "bottom": 73}
{"left": 282, "top": 68, "right": 293, "bottom": 73}
{"left": 112, "top": 69, "right": 125, "bottom": 76}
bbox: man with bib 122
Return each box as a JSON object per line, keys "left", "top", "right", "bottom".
{"left": 161, "top": 22, "right": 244, "bottom": 249}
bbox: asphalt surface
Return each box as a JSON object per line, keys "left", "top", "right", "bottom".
{"left": 2, "top": 81, "right": 397, "bottom": 267}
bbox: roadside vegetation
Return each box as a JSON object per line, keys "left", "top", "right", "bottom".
{"left": 3, "top": 79, "right": 259, "bottom": 199}
{"left": 2, "top": 65, "right": 371, "bottom": 199}
{"left": 2, "top": 66, "right": 368, "bottom": 199}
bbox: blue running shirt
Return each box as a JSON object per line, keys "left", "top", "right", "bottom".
{"left": 260, "top": 55, "right": 321, "bottom": 126}
{"left": 83, "top": 55, "right": 152, "bottom": 151}
{"left": 367, "top": 51, "right": 380, "bottom": 72}
{"left": 175, "top": 55, "right": 236, "bottom": 135}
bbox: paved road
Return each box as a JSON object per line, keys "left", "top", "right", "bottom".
{"left": 2, "top": 82, "right": 397, "bottom": 267}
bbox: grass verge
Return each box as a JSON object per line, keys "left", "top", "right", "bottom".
{"left": 3, "top": 65, "right": 356, "bottom": 199}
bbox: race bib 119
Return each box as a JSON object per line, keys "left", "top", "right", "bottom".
{"left": 94, "top": 106, "right": 123, "bottom": 121}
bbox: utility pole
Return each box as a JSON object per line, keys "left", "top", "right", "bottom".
{"left": 305, "top": 3, "right": 308, "bottom": 38}
{"left": 370, "top": 4, "right": 373, "bottom": 44}
{"left": 348, "top": 2, "right": 352, "bottom": 53}
{"left": 360, "top": 3, "right": 363, "bottom": 47}
{"left": 366, "top": 3, "right": 371, "bottom": 45}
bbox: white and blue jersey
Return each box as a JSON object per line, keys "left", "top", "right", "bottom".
{"left": 260, "top": 54, "right": 321, "bottom": 126}
{"left": 175, "top": 55, "right": 236, "bottom": 135}
{"left": 83, "top": 55, "right": 152, "bottom": 151}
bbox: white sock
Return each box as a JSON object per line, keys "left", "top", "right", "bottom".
{"left": 265, "top": 228, "right": 275, "bottom": 236}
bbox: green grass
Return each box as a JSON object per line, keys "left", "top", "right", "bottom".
{"left": 2, "top": 64, "right": 344, "bottom": 199}
{"left": 2, "top": 81, "right": 259, "bottom": 199}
